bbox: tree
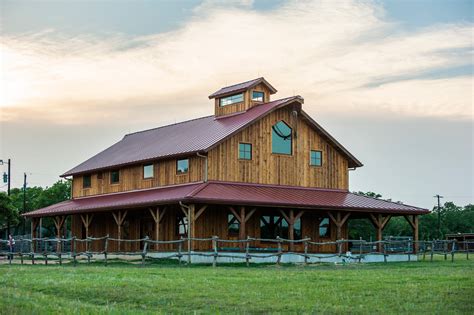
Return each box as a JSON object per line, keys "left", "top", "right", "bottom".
{"left": 0, "top": 192, "right": 19, "bottom": 235}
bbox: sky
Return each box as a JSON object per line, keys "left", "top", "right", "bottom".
{"left": 0, "top": 0, "right": 472, "bottom": 210}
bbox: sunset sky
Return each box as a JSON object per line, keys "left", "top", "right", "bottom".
{"left": 0, "top": 0, "right": 472, "bottom": 209}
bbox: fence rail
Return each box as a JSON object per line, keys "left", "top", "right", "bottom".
{"left": 0, "top": 236, "right": 472, "bottom": 266}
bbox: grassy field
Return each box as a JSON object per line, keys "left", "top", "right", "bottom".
{"left": 0, "top": 257, "right": 473, "bottom": 314}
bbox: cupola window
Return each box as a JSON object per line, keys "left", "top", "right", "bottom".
{"left": 272, "top": 121, "right": 292, "bottom": 155}
{"left": 219, "top": 93, "right": 244, "bottom": 106}
{"left": 252, "top": 91, "right": 264, "bottom": 102}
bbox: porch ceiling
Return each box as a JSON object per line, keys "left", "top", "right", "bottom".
{"left": 23, "top": 181, "right": 429, "bottom": 218}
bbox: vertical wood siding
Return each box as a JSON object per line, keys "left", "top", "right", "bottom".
{"left": 72, "top": 156, "right": 203, "bottom": 198}
{"left": 208, "top": 106, "right": 349, "bottom": 189}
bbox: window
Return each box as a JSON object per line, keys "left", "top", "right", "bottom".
{"left": 252, "top": 91, "right": 264, "bottom": 102}
{"left": 176, "top": 159, "right": 189, "bottom": 174}
{"left": 261, "top": 215, "right": 287, "bottom": 239}
{"left": 272, "top": 121, "right": 292, "bottom": 155}
{"left": 219, "top": 93, "right": 244, "bottom": 106}
{"left": 176, "top": 215, "right": 188, "bottom": 237}
{"left": 143, "top": 164, "right": 154, "bottom": 179}
{"left": 238, "top": 143, "right": 252, "bottom": 160}
{"left": 310, "top": 150, "right": 322, "bottom": 166}
{"left": 319, "top": 217, "right": 331, "bottom": 238}
{"left": 110, "top": 170, "right": 120, "bottom": 184}
{"left": 228, "top": 214, "right": 240, "bottom": 236}
{"left": 82, "top": 175, "right": 91, "bottom": 188}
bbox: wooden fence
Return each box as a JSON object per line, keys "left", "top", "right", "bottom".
{"left": 0, "top": 236, "right": 472, "bottom": 266}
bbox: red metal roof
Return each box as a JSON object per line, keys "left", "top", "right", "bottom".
{"left": 63, "top": 95, "right": 362, "bottom": 176}
{"left": 63, "top": 96, "right": 301, "bottom": 176}
{"left": 24, "top": 181, "right": 429, "bottom": 218}
{"left": 208, "top": 77, "right": 277, "bottom": 99}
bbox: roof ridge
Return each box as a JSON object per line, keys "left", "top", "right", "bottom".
{"left": 219, "top": 77, "right": 262, "bottom": 90}
{"left": 124, "top": 114, "right": 215, "bottom": 137}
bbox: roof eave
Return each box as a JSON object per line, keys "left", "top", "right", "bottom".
{"left": 300, "top": 111, "right": 363, "bottom": 168}
{"left": 208, "top": 78, "right": 278, "bottom": 99}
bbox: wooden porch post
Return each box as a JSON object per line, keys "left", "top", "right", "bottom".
{"left": 327, "top": 211, "right": 351, "bottom": 238}
{"left": 80, "top": 213, "right": 94, "bottom": 239}
{"left": 279, "top": 209, "right": 304, "bottom": 251}
{"left": 229, "top": 206, "right": 257, "bottom": 249}
{"left": 369, "top": 214, "right": 392, "bottom": 252}
{"left": 327, "top": 212, "right": 351, "bottom": 252}
{"left": 404, "top": 215, "right": 419, "bottom": 253}
{"left": 112, "top": 210, "right": 127, "bottom": 251}
{"left": 149, "top": 207, "right": 167, "bottom": 251}
{"left": 53, "top": 216, "right": 66, "bottom": 252}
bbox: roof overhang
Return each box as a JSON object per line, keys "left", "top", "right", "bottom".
{"left": 23, "top": 181, "right": 429, "bottom": 218}
{"left": 209, "top": 77, "right": 278, "bottom": 99}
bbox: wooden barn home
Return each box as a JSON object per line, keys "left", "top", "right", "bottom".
{"left": 24, "top": 77, "right": 429, "bottom": 255}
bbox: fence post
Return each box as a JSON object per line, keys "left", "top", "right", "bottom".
{"left": 358, "top": 237, "right": 363, "bottom": 263}
{"left": 430, "top": 241, "right": 434, "bottom": 262}
{"left": 187, "top": 237, "right": 191, "bottom": 265}
{"left": 245, "top": 236, "right": 250, "bottom": 267}
{"left": 466, "top": 240, "right": 469, "bottom": 260}
{"left": 383, "top": 241, "right": 387, "bottom": 263}
{"left": 104, "top": 235, "right": 109, "bottom": 266}
{"left": 212, "top": 236, "right": 218, "bottom": 268}
{"left": 178, "top": 237, "right": 183, "bottom": 266}
{"left": 31, "top": 238, "right": 35, "bottom": 265}
{"left": 86, "top": 237, "right": 91, "bottom": 264}
{"left": 422, "top": 241, "right": 426, "bottom": 261}
{"left": 58, "top": 238, "right": 62, "bottom": 266}
{"left": 303, "top": 238, "right": 308, "bottom": 266}
{"left": 451, "top": 240, "right": 455, "bottom": 263}
{"left": 72, "top": 236, "right": 77, "bottom": 266}
{"left": 142, "top": 236, "right": 148, "bottom": 267}
{"left": 337, "top": 240, "right": 342, "bottom": 259}
{"left": 20, "top": 237, "right": 24, "bottom": 265}
{"left": 444, "top": 241, "right": 447, "bottom": 261}
{"left": 276, "top": 236, "right": 282, "bottom": 265}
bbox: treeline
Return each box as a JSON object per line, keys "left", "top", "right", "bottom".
{"left": 0, "top": 180, "right": 71, "bottom": 236}
{"left": 349, "top": 192, "right": 474, "bottom": 240}
{"left": 0, "top": 184, "right": 473, "bottom": 240}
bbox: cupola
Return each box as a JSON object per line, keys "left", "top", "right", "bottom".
{"left": 209, "top": 77, "right": 277, "bottom": 117}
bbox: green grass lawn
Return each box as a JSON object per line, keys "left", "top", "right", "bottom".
{"left": 1, "top": 257, "right": 473, "bottom": 314}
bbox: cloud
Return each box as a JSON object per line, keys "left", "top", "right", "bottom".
{"left": 0, "top": 0, "right": 472, "bottom": 124}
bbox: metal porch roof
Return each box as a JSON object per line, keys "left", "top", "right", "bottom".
{"left": 24, "top": 181, "right": 429, "bottom": 218}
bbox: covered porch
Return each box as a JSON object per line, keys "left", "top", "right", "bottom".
{"left": 24, "top": 181, "right": 428, "bottom": 256}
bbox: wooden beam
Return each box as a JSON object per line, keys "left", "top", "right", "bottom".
{"left": 239, "top": 206, "right": 246, "bottom": 245}
{"left": 294, "top": 210, "right": 304, "bottom": 222}
{"left": 112, "top": 210, "right": 127, "bottom": 251}
{"left": 245, "top": 208, "right": 257, "bottom": 222}
{"left": 158, "top": 207, "right": 167, "bottom": 222}
{"left": 380, "top": 215, "right": 392, "bottom": 230}
{"left": 404, "top": 215, "right": 416, "bottom": 230}
{"left": 279, "top": 209, "right": 291, "bottom": 224}
{"left": 194, "top": 205, "right": 208, "bottom": 222}
{"left": 228, "top": 206, "right": 241, "bottom": 223}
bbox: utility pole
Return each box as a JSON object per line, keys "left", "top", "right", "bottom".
{"left": 7, "top": 159, "right": 10, "bottom": 196}
{"left": 434, "top": 194, "right": 444, "bottom": 239}
{"left": 23, "top": 173, "right": 27, "bottom": 234}
{"left": 1, "top": 159, "right": 11, "bottom": 236}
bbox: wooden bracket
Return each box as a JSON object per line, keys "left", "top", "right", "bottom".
{"left": 370, "top": 214, "right": 392, "bottom": 230}
{"left": 80, "top": 214, "right": 94, "bottom": 228}
{"left": 112, "top": 210, "right": 128, "bottom": 226}
{"left": 228, "top": 206, "right": 242, "bottom": 223}
{"left": 194, "top": 205, "right": 208, "bottom": 222}
{"left": 328, "top": 211, "right": 350, "bottom": 227}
